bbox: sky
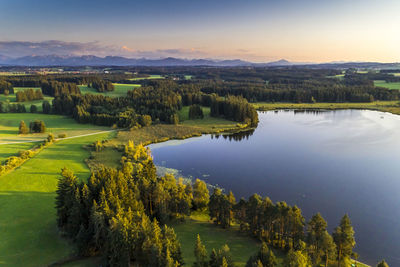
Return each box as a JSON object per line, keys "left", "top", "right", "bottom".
{"left": 0, "top": 0, "right": 399, "bottom": 62}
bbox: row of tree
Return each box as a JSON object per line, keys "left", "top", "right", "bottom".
{"left": 15, "top": 88, "right": 43, "bottom": 102}
{"left": 0, "top": 102, "right": 27, "bottom": 113}
{"left": 210, "top": 96, "right": 259, "bottom": 126}
{"left": 19, "top": 120, "right": 46, "bottom": 134}
{"left": 0, "top": 80, "right": 14, "bottom": 94}
{"left": 207, "top": 189, "right": 356, "bottom": 267}
{"left": 41, "top": 80, "right": 81, "bottom": 96}
{"left": 88, "top": 79, "right": 115, "bottom": 92}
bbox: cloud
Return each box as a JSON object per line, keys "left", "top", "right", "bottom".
{"left": 0, "top": 40, "right": 212, "bottom": 59}
{"left": 0, "top": 40, "right": 113, "bottom": 57}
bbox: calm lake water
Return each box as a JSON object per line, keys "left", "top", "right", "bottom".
{"left": 149, "top": 110, "right": 400, "bottom": 266}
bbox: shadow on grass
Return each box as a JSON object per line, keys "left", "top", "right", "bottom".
{"left": 0, "top": 191, "right": 73, "bottom": 267}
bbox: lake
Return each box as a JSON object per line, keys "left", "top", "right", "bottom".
{"left": 149, "top": 110, "right": 400, "bottom": 266}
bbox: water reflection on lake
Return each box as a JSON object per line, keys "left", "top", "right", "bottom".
{"left": 149, "top": 110, "right": 400, "bottom": 266}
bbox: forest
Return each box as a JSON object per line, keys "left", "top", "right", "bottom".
{"left": 56, "top": 142, "right": 358, "bottom": 267}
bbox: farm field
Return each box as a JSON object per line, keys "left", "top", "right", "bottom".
{"left": 128, "top": 74, "right": 165, "bottom": 80}
{"left": 0, "top": 113, "right": 110, "bottom": 143}
{"left": 0, "top": 131, "right": 115, "bottom": 266}
{"left": 0, "top": 142, "right": 35, "bottom": 163}
{"left": 374, "top": 80, "right": 400, "bottom": 90}
{"left": 326, "top": 73, "right": 345, "bottom": 79}
{"left": 79, "top": 83, "right": 140, "bottom": 97}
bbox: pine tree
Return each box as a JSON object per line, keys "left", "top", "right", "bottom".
{"left": 306, "top": 213, "right": 328, "bottom": 264}
{"left": 55, "top": 168, "right": 78, "bottom": 230}
{"left": 30, "top": 104, "right": 37, "bottom": 113}
{"left": 321, "top": 231, "right": 336, "bottom": 267}
{"left": 377, "top": 260, "right": 389, "bottom": 267}
{"left": 333, "top": 214, "right": 356, "bottom": 267}
{"left": 42, "top": 100, "right": 51, "bottom": 114}
{"left": 284, "top": 249, "right": 310, "bottom": 267}
{"left": 18, "top": 120, "right": 29, "bottom": 134}
{"left": 246, "top": 242, "right": 276, "bottom": 267}
{"left": 194, "top": 234, "right": 208, "bottom": 267}
{"left": 193, "top": 179, "right": 209, "bottom": 210}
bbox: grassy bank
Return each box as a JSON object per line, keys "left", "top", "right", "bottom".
{"left": 253, "top": 101, "right": 400, "bottom": 115}
{"left": 170, "top": 211, "right": 269, "bottom": 267}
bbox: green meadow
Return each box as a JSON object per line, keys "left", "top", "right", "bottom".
{"left": 374, "top": 80, "right": 400, "bottom": 90}
{"left": 170, "top": 212, "right": 266, "bottom": 267}
{"left": 326, "top": 74, "right": 345, "bottom": 79}
{"left": 128, "top": 74, "right": 165, "bottom": 81}
{"left": 0, "top": 87, "right": 54, "bottom": 112}
{"left": 0, "top": 113, "right": 110, "bottom": 143}
{"left": 79, "top": 83, "right": 140, "bottom": 97}
{"left": 178, "top": 106, "right": 238, "bottom": 128}
{"left": 0, "top": 132, "right": 115, "bottom": 266}
{"left": 0, "top": 142, "right": 35, "bottom": 163}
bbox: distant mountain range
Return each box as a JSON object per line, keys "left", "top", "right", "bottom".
{"left": 0, "top": 55, "right": 295, "bottom": 67}
{"left": 0, "top": 55, "right": 398, "bottom": 69}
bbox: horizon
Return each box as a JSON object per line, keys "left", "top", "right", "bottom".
{"left": 1, "top": 0, "right": 399, "bottom": 63}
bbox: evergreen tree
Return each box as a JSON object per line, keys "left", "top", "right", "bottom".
{"left": 306, "top": 213, "right": 328, "bottom": 264}
{"left": 193, "top": 179, "right": 209, "bottom": 210}
{"left": 42, "top": 100, "right": 51, "bottom": 114}
{"left": 377, "top": 260, "right": 389, "bottom": 267}
{"left": 284, "top": 249, "right": 310, "bottom": 267}
{"left": 246, "top": 242, "right": 276, "bottom": 267}
{"left": 55, "top": 168, "right": 78, "bottom": 230}
{"left": 333, "top": 214, "right": 356, "bottom": 267}
{"left": 30, "top": 104, "right": 38, "bottom": 113}
{"left": 321, "top": 231, "right": 336, "bottom": 267}
{"left": 18, "top": 120, "right": 29, "bottom": 134}
{"left": 194, "top": 234, "right": 208, "bottom": 267}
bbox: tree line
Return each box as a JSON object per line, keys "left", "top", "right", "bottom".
{"left": 15, "top": 88, "right": 43, "bottom": 102}
{"left": 207, "top": 188, "right": 358, "bottom": 267}
{"left": 0, "top": 80, "right": 14, "bottom": 94}
{"left": 88, "top": 78, "right": 115, "bottom": 92}
{"left": 41, "top": 80, "right": 81, "bottom": 96}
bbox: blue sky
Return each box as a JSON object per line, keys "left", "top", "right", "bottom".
{"left": 0, "top": 0, "right": 399, "bottom": 62}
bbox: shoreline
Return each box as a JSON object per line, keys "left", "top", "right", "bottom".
{"left": 253, "top": 101, "right": 400, "bottom": 116}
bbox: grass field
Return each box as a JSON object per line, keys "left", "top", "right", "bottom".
{"left": 374, "top": 80, "right": 400, "bottom": 90}
{"left": 0, "top": 131, "right": 116, "bottom": 266}
{"left": 128, "top": 74, "right": 165, "bottom": 81}
{"left": 0, "top": 87, "right": 54, "bottom": 112}
{"left": 253, "top": 101, "right": 400, "bottom": 115}
{"left": 79, "top": 83, "right": 140, "bottom": 97}
{"left": 326, "top": 74, "right": 345, "bottom": 79}
{"left": 0, "top": 113, "right": 110, "bottom": 143}
{"left": 170, "top": 211, "right": 269, "bottom": 267}
{"left": 178, "top": 106, "right": 239, "bottom": 129}
{"left": 0, "top": 142, "right": 35, "bottom": 163}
